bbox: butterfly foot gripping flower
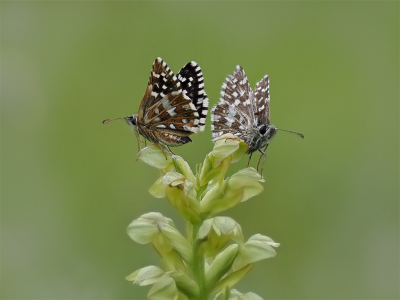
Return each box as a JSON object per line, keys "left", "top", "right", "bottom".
{"left": 211, "top": 65, "right": 304, "bottom": 171}
{"left": 103, "top": 57, "right": 209, "bottom": 155}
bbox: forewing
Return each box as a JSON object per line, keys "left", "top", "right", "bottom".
{"left": 138, "top": 57, "right": 181, "bottom": 119}
{"left": 253, "top": 75, "right": 270, "bottom": 125}
{"left": 211, "top": 65, "right": 254, "bottom": 140}
{"left": 220, "top": 65, "right": 255, "bottom": 119}
{"left": 177, "top": 61, "right": 209, "bottom": 131}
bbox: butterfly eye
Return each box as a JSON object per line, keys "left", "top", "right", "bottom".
{"left": 125, "top": 116, "right": 137, "bottom": 126}
{"left": 259, "top": 125, "right": 267, "bottom": 135}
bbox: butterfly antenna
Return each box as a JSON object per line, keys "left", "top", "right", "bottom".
{"left": 277, "top": 128, "right": 304, "bottom": 138}
{"left": 102, "top": 117, "right": 125, "bottom": 124}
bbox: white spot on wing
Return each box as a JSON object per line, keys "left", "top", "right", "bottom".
{"left": 162, "top": 98, "right": 170, "bottom": 108}
{"left": 167, "top": 107, "right": 177, "bottom": 116}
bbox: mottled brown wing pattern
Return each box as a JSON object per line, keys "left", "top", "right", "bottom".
{"left": 135, "top": 58, "right": 205, "bottom": 147}
{"left": 253, "top": 75, "right": 270, "bottom": 125}
{"left": 103, "top": 57, "right": 209, "bottom": 149}
{"left": 144, "top": 92, "right": 200, "bottom": 134}
{"left": 138, "top": 57, "right": 182, "bottom": 120}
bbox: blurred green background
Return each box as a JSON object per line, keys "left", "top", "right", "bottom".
{"left": 1, "top": 1, "right": 398, "bottom": 299}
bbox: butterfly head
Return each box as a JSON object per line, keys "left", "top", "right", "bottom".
{"left": 259, "top": 124, "right": 277, "bottom": 141}
{"left": 124, "top": 114, "right": 138, "bottom": 127}
{"left": 257, "top": 124, "right": 277, "bottom": 147}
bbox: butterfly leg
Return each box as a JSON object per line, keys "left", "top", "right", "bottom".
{"left": 257, "top": 144, "right": 269, "bottom": 173}
{"left": 166, "top": 145, "right": 176, "bottom": 155}
{"left": 135, "top": 134, "right": 144, "bottom": 161}
{"left": 256, "top": 149, "right": 265, "bottom": 172}
{"left": 139, "top": 135, "right": 143, "bottom": 152}
{"left": 247, "top": 152, "right": 253, "bottom": 167}
{"left": 157, "top": 143, "right": 169, "bottom": 159}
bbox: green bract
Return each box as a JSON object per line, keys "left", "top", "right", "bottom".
{"left": 126, "top": 134, "right": 279, "bottom": 299}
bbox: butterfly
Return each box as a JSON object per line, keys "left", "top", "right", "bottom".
{"left": 211, "top": 65, "right": 303, "bottom": 170}
{"left": 103, "top": 57, "right": 209, "bottom": 155}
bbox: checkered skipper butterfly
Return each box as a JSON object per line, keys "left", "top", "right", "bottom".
{"left": 211, "top": 65, "right": 303, "bottom": 169}
{"left": 103, "top": 57, "right": 209, "bottom": 154}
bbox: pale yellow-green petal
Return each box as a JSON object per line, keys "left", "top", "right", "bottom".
{"left": 126, "top": 217, "right": 160, "bottom": 244}
{"left": 147, "top": 274, "right": 178, "bottom": 300}
{"left": 211, "top": 135, "right": 241, "bottom": 161}
{"left": 231, "top": 141, "right": 249, "bottom": 163}
{"left": 131, "top": 265, "right": 165, "bottom": 286}
{"left": 240, "top": 181, "right": 264, "bottom": 202}
{"left": 138, "top": 144, "right": 173, "bottom": 169}
{"left": 149, "top": 175, "right": 167, "bottom": 198}
{"left": 232, "top": 234, "right": 279, "bottom": 271}
{"left": 228, "top": 168, "right": 264, "bottom": 189}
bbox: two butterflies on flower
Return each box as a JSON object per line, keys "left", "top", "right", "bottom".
{"left": 103, "top": 57, "right": 303, "bottom": 169}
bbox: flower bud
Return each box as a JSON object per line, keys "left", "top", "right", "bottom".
{"left": 205, "top": 244, "right": 239, "bottom": 290}
{"left": 127, "top": 212, "right": 173, "bottom": 244}
{"left": 160, "top": 225, "right": 193, "bottom": 265}
{"left": 198, "top": 217, "right": 244, "bottom": 258}
{"left": 200, "top": 180, "right": 242, "bottom": 215}
{"left": 172, "top": 155, "right": 196, "bottom": 184}
{"left": 169, "top": 271, "right": 200, "bottom": 299}
{"left": 200, "top": 168, "right": 265, "bottom": 215}
{"left": 165, "top": 184, "right": 201, "bottom": 223}
{"left": 126, "top": 213, "right": 192, "bottom": 269}
{"left": 200, "top": 155, "right": 232, "bottom": 186}
{"left": 212, "top": 264, "right": 252, "bottom": 294}
{"left": 228, "top": 168, "right": 264, "bottom": 202}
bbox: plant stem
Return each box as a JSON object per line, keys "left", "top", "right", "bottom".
{"left": 192, "top": 222, "right": 208, "bottom": 300}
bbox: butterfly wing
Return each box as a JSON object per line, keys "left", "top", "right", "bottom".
{"left": 145, "top": 92, "right": 200, "bottom": 146}
{"left": 177, "top": 61, "right": 209, "bottom": 131}
{"left": 136, "top": 58, "right": 202, "bottom": 146}
{"left": 138, "top": 57, "right": 181, "bottom": 120}
{"left": 211, "top": 65, "right": 255, "bottom": 140}
{"left": 145, "top": 92, "right": 200, "bottom": 133}
{"left": 253, "top": 75, "right": 270, "bottom": 125}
